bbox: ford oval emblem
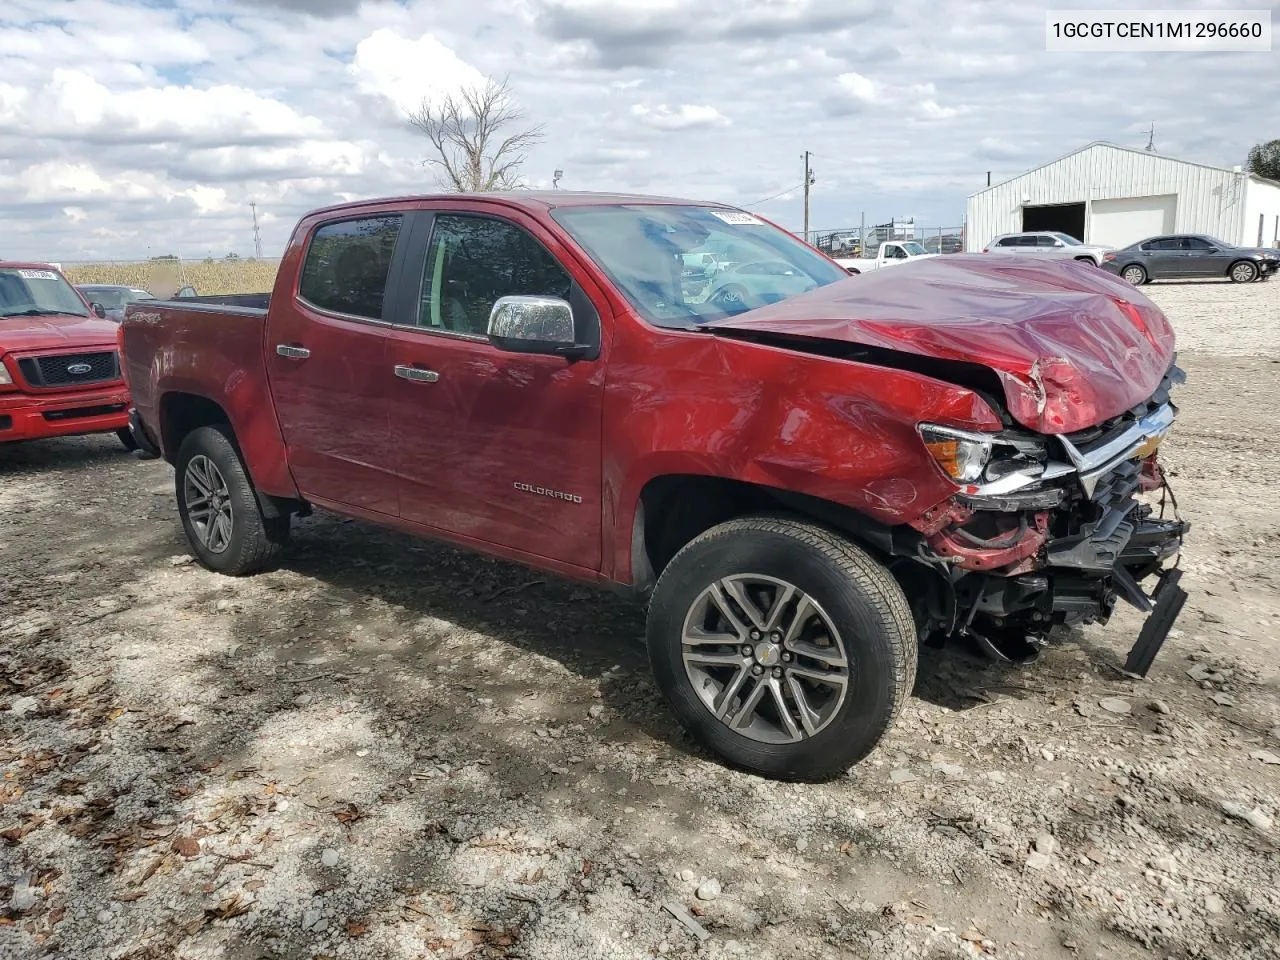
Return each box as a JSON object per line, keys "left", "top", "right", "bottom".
{"left": 67, "top": 362, "right": 93, "bottom": 375}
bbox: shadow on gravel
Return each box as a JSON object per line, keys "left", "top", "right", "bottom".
{"left": 0, "top": 436, "right": 131, "bottom": 474}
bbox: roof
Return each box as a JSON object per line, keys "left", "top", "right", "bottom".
{"left": 968, "top": 141, "right": 1278, "bottom": 198}
{"left": 0, "top": 261, "right": 65, "bottom": 271}
{"left": 303, "top": 190, "right": 712, "bottom": 219}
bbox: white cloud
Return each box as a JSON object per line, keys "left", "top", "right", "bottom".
{"left": 349, "top": 29, "right": 487, "bottom": 115}
{"left": 629, "top": 103, "right": 729, "bottom": 130}
{"left": 0, "top": 69, "right": 328, "bottom": 145}
{"left": 836, "top": 72, "right": 878, "bottom": 106}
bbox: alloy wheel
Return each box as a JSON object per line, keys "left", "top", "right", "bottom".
{"left": 680, "top": 574, "right": 850, "bottom": 744}
{"left": 184, "top": 454, "right": 234, "bottom": 554}
{"left": 1121, "top": 265, "right": 1145, "bottom": 285}
{"left": 1231, "top": 262, "right": 1257, "bottom": 283}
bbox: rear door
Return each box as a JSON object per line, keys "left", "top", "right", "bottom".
{"left": 383, "top": 204, "right": 606, "bottom": 570}
{"left": 265, "top": 212, "right": 411, "bottom": 515}
{"left": 1143, "top": 238, "right": 1183, "bottom": 277}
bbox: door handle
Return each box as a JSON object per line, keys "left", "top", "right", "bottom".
{"left": 276, "top": 344, "right": 310, "bottom": 359}
{"left": 394, "top": 364, "right": 439, "bottom": 383}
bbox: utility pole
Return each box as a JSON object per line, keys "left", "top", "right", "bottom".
{"left": 250, "top": 201, "right": 263, "bottom": 259}
{"left": 802, "top": 151, "right": 815, "bottom": 242}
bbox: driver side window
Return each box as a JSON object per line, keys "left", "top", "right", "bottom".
{"left": 418, "top": 215, "right": 572, "bottom": 336}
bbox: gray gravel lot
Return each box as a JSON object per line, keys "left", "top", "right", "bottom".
{"left": 2, "top": 277, "right": 1278, "bottom": 960}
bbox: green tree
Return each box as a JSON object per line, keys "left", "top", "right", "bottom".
{"left": 1247, "top": 140, "right": 1280, "bottom": 180}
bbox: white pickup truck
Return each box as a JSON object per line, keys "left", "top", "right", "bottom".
{"left": 836, "top": 240, "right": 936, "bottom": 274}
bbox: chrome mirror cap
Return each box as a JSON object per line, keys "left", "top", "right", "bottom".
{"left": 487, "top": 295, "right": 579, "bottom": 357}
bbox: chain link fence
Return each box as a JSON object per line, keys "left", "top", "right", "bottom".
{"left": 802, "top": 226, "right": 966, "bottom": 258}
{"left": 53, "top": 258, "right": 282, "bottom": 297}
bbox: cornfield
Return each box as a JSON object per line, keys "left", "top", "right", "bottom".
{"left": 60, "top": 259, "right": 281, "bottom": 297}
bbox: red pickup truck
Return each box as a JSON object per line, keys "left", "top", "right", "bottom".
{"left": 1, "top": 262, "right": 134, "bottom": 448}
{"left": 121, "top": 193, "right": 1188, "bottom": 780}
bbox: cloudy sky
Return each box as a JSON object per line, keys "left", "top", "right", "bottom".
{"left": 0, "top": 0, "right": 1275, "bottom": 261}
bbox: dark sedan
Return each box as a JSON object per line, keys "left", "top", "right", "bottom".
{"left": 1102, "top": 235, "right": 1279, "bottom": 285}
{"left": 74, "top": 283, "right": 157, "bottom": 322}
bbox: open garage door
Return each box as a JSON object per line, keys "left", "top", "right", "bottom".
{"left": 1022, "top": 203, "right": 1086, "bottom": 241}
{"left": 1089, "top": 195, "right": 1176, "bottom": 248}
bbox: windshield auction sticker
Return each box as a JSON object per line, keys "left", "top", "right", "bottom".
{"left": 16, "top": 269, "right": 58, "bottom": 280}
{"left": 1046, "top": 10, "right": 1270, "bottom": 51}
{"left": 710, "top": 211, "right": 764, "bottom": 225}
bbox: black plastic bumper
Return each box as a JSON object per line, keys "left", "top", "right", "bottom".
{"left": 128, "top": 408, "right": 162, "bottom": 460}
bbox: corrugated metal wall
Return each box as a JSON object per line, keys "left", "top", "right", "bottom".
{"left": 965, "top": 143, "right": 1249, "bottom": 251}
{"left": 1243, "top": 178, "right": 1280, "bottom": 249}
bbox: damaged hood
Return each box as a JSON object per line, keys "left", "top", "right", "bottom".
{"left": 705, "top": 255, "right": 1176, "bottom": 434}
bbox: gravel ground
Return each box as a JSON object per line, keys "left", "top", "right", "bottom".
{"left": 2, "top": 278, "right": 1278, "bottom": 960}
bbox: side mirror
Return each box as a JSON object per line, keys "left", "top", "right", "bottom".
{"left": 1205, "top": 247, "right": 1219, "bottom": 254}
{"left": 91, "top": 302, "right": 107, "bottom": 319}
{"left": 487, "top": 295, "right": 585, "bottom": 358}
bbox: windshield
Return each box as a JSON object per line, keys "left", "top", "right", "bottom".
{"left": 900, "top": 241, "right": 928, "bottom": 256}
{"left": 551, "top": 204, "right": 849, "bottom": 327}
{"left": 81, "top": 287, "right": 155, "bottom": 309}
{"left": 1052, "top": 233, "right": 1083, "bottom": 246}
{"left": 0, "top": 267, "right": 89, "bottom": 318}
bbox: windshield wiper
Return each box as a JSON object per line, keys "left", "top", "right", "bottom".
{"left": 0, "top": 308, "right": 86, "bottom": 317}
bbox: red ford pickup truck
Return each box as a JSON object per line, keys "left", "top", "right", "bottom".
{"left": 1, "top": 262, "right": 135, "bottom": 449}
{"left": 121, "top": 193, "right": 1188, "bottom": 780}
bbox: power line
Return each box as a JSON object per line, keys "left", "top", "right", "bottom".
{"left": 745, "top": 183, "right": 805, "bottom": 206}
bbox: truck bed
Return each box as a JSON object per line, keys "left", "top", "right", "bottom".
{"left": 121, "top": 295, "right": 294, "bottom": 499}
{"left": 159, "top": 293, "right": 271, "bottom": 312}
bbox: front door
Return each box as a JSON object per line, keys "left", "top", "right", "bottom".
{"left": 265, "top": 213, "right": 407, "bottom": 515}
{"left": 384, "top": 207, "right": 605, "bottom": 570}
{"left": 1182, "top": 236, "right": 1229, "bottom": 276}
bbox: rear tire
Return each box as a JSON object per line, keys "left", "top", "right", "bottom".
{"left": 1228, "top": 260, "right": 1258, "bottom": 283}
{"left": 1121, "top": 264, "right": 1147, "bottom": 285}
{"left": 175, "top": 424, "right": 288, "bottom": 575}
{"left": 116, "top": 427, "right": 138, "bottom": 452}
{"left": 646, "top": 516, "right": 916, "bottom": 781}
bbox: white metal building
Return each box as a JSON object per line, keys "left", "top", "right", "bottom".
{"left": 966, "top": 142, "right": 1280, "bottom": 252}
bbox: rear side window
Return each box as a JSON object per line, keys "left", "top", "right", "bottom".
{"left": 299, "top": 215, "right": 403, "bottom": 320}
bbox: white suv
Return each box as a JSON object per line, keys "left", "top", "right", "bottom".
{"left": 984, "top": 232, "right": 1112, "bottom": 267}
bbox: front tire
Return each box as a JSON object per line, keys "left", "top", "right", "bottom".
{"left": 116, "top": 427, "right": 138, "bottom": 452}
{"left": 1229, "top": 260, "right": 1258, "bottom": 283}
{"left": 646, "top": 516, "right": 916, "bottom": 781}
{"left": 175, "top": 425, "right": 288, "bottom": 575}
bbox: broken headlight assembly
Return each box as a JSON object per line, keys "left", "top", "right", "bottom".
{"left": 918, "top": 423, "right": 1049, "bottom": 490}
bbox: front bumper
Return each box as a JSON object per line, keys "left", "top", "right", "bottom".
{"left": 916, "top": 376, "right": 1190, "bottom": 674}
{"left": 0, "top": 386, "right": 130, "bottom": 443}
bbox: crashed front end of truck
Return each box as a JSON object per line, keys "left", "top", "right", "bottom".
{"left": 908, "top": 365, "right": 1188, "bottom": 669}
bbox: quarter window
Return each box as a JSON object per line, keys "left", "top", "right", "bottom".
{"left": 417, "top": 215, "right": 572, "bottom": 336}
{"left": 299, "top": 216, "right": 403, "bottom": 321}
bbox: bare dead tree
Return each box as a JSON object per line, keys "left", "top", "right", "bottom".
{"left": 407, "top": 78, "right": 544, "bottom": 192}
